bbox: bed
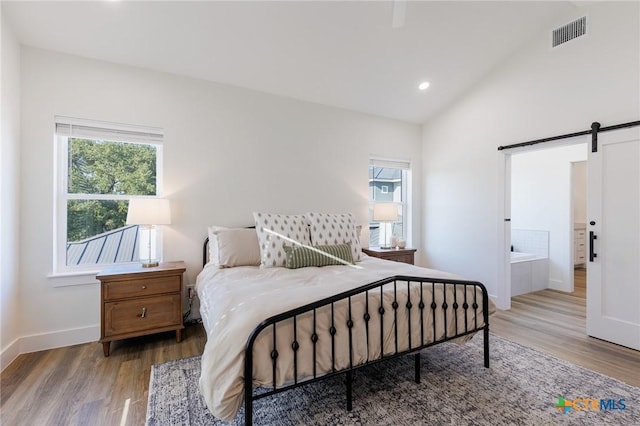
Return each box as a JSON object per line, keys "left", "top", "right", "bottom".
{"left": 196, "top": 214, "right": 494, "bottom": 424}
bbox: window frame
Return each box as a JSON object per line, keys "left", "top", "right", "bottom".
{"left": 53, "top": 117, "right": 164, "bottom": 274}
{"left": 368, "top": 158, "right": 411, "bottom": 247}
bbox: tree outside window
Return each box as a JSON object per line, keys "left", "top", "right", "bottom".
{"left": 67, "top": 138, "right": 157, "bottom": 242}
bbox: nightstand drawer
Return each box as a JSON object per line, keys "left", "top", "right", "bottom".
{"left": 104, "top": 276, "right": 181, "bottom": 300}
{"left": 390, "top": 254, "right": 415, "bottom": 264}
{"left": 362, "top": 247, "right": 416, "bottom": 265}
{"left": 104, "top": 294, "right": 181, "bottom": 337}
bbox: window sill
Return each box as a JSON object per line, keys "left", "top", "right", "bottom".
{"left": 48, "top": 270, "right": 100, "bottom": 287}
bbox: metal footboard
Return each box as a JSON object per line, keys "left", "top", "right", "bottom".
{"left": 243, "top": 275, "right": 490, "bottom": 425}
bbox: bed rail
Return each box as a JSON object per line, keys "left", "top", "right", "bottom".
{"left": 243, "top": 275, "right": 489, "bottom": 424}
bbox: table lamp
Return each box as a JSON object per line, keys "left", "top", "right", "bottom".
{"left": 373, "top": 203, "right": 398, "bottom": 249}
{"left": 126, "top": 198, "right": 171, "bottom": 267}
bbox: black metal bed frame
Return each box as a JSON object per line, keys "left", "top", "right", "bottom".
{"left": 202, "top": 238, "right": 490, "bottom": 425}
{"left": 243, "top": 279, "right": 489, "bottom": 424}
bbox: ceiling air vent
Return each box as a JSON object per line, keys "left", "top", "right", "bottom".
{"left": 552, "top": 16, "right": 587, "bottom": 48}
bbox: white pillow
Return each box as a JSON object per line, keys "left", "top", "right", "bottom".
{"left": 306, "top": 212, "right": 362, "bottom": 262}
{"left": 253, "top": 213, "right": 311, "bottom": 268}
{"left": 207, "top": 225, "right": 226, "bottom": 265}
{"left": 210, "top": 228, "right": 261, "bottom": 267}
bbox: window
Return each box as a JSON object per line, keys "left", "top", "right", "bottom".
{"left": 54, "top": 117, "right": 163, "bottom": 272}
{"left": 369, "top": 158, "right": 410, "bottom": 247}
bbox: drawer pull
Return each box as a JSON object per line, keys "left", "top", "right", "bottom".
{"left": 140, "top": 307, "right": 147, "bottom": 318}
{"left": 142, "top": 285, "right": 147, "bottom": 289}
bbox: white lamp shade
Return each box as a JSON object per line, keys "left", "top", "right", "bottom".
{"left": 126, "top": 198, "right": 171, "bottom": 225}
{"left": 373, "top": 203, "right": 398, "bottom": 222}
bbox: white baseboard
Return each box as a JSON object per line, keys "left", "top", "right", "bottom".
{"left": 1, "top": 338, "right": 20, "bottom": 372}
{"left": 1, "top": 325, "right": 99, "bottom": 372}
{"left": 20, "top": 324, "right": 100, "bottom": 353}
{"left": 548, "top": 278, "right": 566, "bottom": 291}
{"left": 488, "top": 293, "right": 499, "bottom": 308}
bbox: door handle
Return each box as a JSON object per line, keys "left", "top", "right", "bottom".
{"left": 589, "top": 231, "right": 598, "bottom": 262}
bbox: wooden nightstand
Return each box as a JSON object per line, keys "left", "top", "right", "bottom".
{"left": 96, "top": 261, "right": 186, "bottom": 357}
{"left": 362, "top": 247, "right": 417, "bottom": 265}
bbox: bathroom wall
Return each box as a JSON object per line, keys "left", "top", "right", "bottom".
{"left": 511, "top": 229, "right": 549, "bottom": 258}
{"left": 572, "top": 161, "right": 587, "bottom": 224}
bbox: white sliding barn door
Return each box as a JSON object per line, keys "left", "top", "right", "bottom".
{"left": 587, "top": 126, "right": 640, "bottom": 350}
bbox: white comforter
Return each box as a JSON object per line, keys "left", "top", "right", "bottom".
{"left": 196, "top": 255, "right": 492, "bottom": 421}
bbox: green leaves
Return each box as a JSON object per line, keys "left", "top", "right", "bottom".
{"left": 66, "top": 138, "right": 157, "bottom": 242}
{"left": 67, "top": 199, "right": 129, "bottom": 242}
{"left": 68, "top": 138, "right": 157, "bottom": 196}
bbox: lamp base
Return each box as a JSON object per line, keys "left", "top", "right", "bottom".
{"left": 379, "top": 245, "right": 391, "bottom": 250}
{"left": 141, "top": 261, "right": 159, "bottom": 268}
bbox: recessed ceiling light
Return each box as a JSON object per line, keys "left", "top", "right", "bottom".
{"left": 418, "top": 81, "right": 430, "bottom": 91}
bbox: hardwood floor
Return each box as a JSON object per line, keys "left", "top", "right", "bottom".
{"left": 1, "top": 323, "right": 207, "bottom": 426}
{"left": 1, "top": 270, "right": 638, "bottom": 425}
{"left": 491, "top": 268, "right": 640, "bottom": 388}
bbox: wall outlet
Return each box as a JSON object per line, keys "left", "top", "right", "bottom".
{"left": 187, "top": 285, "right": 195, "bottom": 300}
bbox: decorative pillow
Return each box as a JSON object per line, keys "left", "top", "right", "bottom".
{"left": 306, "top": 212, "right": 362, "bottom": 262}
{"left": 283, "top": 243, "right": 353, "bottom": 269}
{"left": 253, "top": 213, "right": 311, "bottom": 268}
{"left": 209, "top": 228, "right": 261, "bottom": 267}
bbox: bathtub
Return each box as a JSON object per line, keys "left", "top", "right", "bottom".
{"left": 510, "top": 251, "right": 539, "bottom": 263}
{"left": 511, "top": 252, "right": 549, "bottom": 296}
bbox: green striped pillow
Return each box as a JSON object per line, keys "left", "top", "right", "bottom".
{"left": 283, "top": 243, "right": 354, "bottom": 269}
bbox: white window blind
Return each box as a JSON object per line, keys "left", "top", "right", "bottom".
{"left": 369, "top": 158, "right": 411, "bottom": 170}
{"left": 55, "top": 117, "right": 163, "bottom": 145}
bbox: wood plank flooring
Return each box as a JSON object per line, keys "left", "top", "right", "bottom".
{"left": 491, "top": 268, "right": 640, "bottom": 387}
{"left": 1, "top": 269, "right": 638, "bottom": 425}
{"left": 1, "top": 324, "right": 206, "bottom": 426}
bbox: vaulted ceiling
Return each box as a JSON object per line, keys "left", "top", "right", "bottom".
{"left": 3, "top": 1, "right": 578, "bottom": 123}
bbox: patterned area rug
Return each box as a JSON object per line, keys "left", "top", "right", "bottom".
{"left": 146, "top": 334, "right": 639, "bottom": 425}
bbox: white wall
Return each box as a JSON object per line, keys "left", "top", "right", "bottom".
{"left": 18, "top": 47, "right": 422, "bottom": 352}
{"left": 1, "top": 11, "right": 23, "bottom": 369}
{"left": 421, "top": 2, "right": 639, "bottom": 306}
{"left": 511, "top": 144, "right": 587, "bottom": 291}
{"left": 572, "top": 161, "right": 587, "bottom": 224}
